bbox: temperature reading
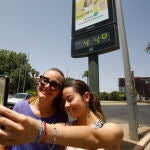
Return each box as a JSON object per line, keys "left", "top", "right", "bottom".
{"left": 82, "top": 39, "right": 89, "bottom": 47}
{"left": 71, "top": 25, "right": 119, "bottom": 58}
{"left": 93, "top": 35, "right": 100, "bottom": 44}
{"left": 74, "top": 31, "right": 111, "bottom": 50}
{"left": 101, "top": 33, "right": 108, "bottom": 40}
{"left": 93, "top": 32, "right": 109, "bottom": 45}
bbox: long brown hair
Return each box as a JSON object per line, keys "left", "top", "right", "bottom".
{"left": 64, "top": 79, "right": 106, "bottom": 122}
{"left": 29, "top": 68, "right": 65, "bottom": 111}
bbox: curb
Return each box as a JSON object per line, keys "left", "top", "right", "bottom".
{"left": 132, "top": 131, "right": 150, "bottom": 150}
{"left": 101, "top": 101, "right": 150, "bottom": 105}
{"left": 119, "top": 124, "right": 150, "bottom": 150}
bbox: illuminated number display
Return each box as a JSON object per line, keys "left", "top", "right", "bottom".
{"left": 76, "top": 32, "right": 111, "bottom": 49}
{"left": 71, "top": 25, "right": 119, "bottom": 58}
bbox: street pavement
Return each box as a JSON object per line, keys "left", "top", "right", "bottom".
{"left": 101, "top": 101, "right": 150, "bottom": 150}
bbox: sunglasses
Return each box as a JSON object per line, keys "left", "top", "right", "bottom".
{"left": 40, "top": 75, "right": 62, "bottom": 91}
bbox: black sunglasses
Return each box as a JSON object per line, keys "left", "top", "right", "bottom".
{"left": 40, "top": 75, "right": 62, "bottom": 91}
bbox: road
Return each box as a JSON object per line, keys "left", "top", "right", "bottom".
{"left": 101, "top": 103, "right": 150, "bottom": 126}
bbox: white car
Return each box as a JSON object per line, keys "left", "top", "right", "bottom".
{"left": 7, "top": 93, "right": 32, "bottom": 109}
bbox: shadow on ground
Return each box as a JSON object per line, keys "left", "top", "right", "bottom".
{"left": 120, "top": 128, "right": 150, "bottom": 150}
{"left": 138, "top": 128, "right": 150, "bottom": 139}
{"left": 121, "top": 141, "right": 135, "bottom": 150}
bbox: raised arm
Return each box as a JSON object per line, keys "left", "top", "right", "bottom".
{"left": 0, "top": 106, "right": 123, "bottom": 149}
{"left": 46, "top": 123, "right": 123, "bottom": 149}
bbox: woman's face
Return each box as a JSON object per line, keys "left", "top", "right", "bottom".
{"left": 62, "top": 87, "right": 87, "bottom": 118}
{"left": 38, "top": 70, "right": 63, "bottom": 102}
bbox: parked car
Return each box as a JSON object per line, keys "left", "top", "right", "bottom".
{"left": 7, "top": 93, "right": 32, "bottom": 109}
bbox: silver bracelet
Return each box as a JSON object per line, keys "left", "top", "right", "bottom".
{"left": 52, "top": 124, "right": 57, "bottom": 144}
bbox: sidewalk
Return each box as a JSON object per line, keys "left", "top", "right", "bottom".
{"left": 120, "top": 123, "right": 150, "bottom": 150}
{"left": 101, "top": 101, "right": 150, "bottom": 149}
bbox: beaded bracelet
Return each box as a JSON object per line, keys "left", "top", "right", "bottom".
{"left": 40, "top": 121, "right": 47, "bottom": 143}
{"left": 34, "top": 120, "right": 44, "bottom": 143}
{"left": 43, "top": 121, "right": 47, "bottom": 143}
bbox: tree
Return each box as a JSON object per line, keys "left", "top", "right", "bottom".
{"left": 0, "top": 49, "right": 39, "bottom": 94}
{"left": 65, "top": 77, "right": 74, "bottom": 83}
{"left": 31, "top": 68, "right": 39, "bottom": 77}
{"left": 100, "top": 92, "right": 109, "bottom": 100}
{"left": 82, "top": 70, "right": 89, "bottom": 84}
{"left": 145, "top": 42, "right": 150, "bottom": 54}
{"left": 109, "top": 91, "right": 120, "bottom": 101}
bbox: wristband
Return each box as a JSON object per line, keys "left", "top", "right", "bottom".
{"left": 40, "top": 121, "right": 47, "bottom": 143}
{"left": 34, "top": 120, "right": 43, "bottom": 143}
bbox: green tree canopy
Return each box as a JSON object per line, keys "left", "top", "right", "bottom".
{"left": 0, "top": 49, "right": 39, "bottom": 94}
{"left": 109, "top": 91, "right": 120, "bottom": 101}
{"left": 100, "top": 92, "right": 109, "bottom": 100}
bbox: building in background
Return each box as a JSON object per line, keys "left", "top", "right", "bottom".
{"left": 118, "top": 76, "right": 150, "bottom": 100}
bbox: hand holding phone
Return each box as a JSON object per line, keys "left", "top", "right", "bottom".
{"left": 0, "top": 75, "right": 9, "bottom": 106}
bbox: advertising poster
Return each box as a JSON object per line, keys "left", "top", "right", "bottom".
{"left": 75, "top": 0, "right": 109, "bottom": 31}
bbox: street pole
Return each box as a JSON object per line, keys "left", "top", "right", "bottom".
{"left": 23, "top": 52, "right": 29, "bottom": 93}
{"left": 116, "top": 0, "right": 139, "bottom": 140}
{"left": 17, "top": 64, "right": 22, "bottom": 93}
{"left": 88, "top": 53, "right": 99, "bottom": 97}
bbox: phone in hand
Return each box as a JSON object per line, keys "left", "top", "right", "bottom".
{"left": 0, "top": 75, "right": 9, "bottom": 106}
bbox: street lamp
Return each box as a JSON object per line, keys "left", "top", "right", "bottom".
{"left": 116, "top": 0, "right": 139, "bottom": 140}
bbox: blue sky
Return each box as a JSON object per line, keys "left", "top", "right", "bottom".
{"left": 0, "top": 0, "right": 149, "bottom": 92}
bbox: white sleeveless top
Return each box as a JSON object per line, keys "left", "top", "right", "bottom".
{"left": 66, "top": 119, "right": 105, "bottom": 150}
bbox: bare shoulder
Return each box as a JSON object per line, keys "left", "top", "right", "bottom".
{"left": 95, "top": 123, "right": 124, "bottom": 149}
{"left": 102, "top": 122, "right": 124, "bottom": 143}
{"left": 94, "top": 122, "right": 124, "bottom": 142}
{"left": 90, "top": 122, "right": 124, "bottom": 149}
{"left": 103, "top": 122, "right": 123, "bottom": 136}
{"left": 103, "top": 122, "right": 123, "bottom": 131}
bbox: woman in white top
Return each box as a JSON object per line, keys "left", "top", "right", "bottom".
{"left": 63, "top": 79, "right": 122, "bottom": 150}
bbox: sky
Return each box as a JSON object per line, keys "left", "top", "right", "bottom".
{"left": 0, "top": 0, "right": 149, "bottom": 92}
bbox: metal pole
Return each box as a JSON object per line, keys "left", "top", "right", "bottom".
{"left": 116, "top": 0, "right": 139, "bottom": 140}
{"left": 23, "top": 64, "right": 27, "bottom": 93}
{"left": 88, "top": 53, "right": 99, "bottom": 97}
{"left": 23, "top": 52, "right": 29, "bottom": 92}
{"left": 17, "top": 64, "right": 22, "bottom": 93}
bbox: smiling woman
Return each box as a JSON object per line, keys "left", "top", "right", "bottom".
{"left": 1, "top": 68, "right": 68, "bottom": 150}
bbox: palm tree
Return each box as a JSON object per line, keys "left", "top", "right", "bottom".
{"left": 145, "top": 42, "right": 150, "bottom": 54}
{"left": 82, "top": 70, "right": 89, "bottom": 85}
{"left": 31, "top": 68, "right": 36, "bottom": 77}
